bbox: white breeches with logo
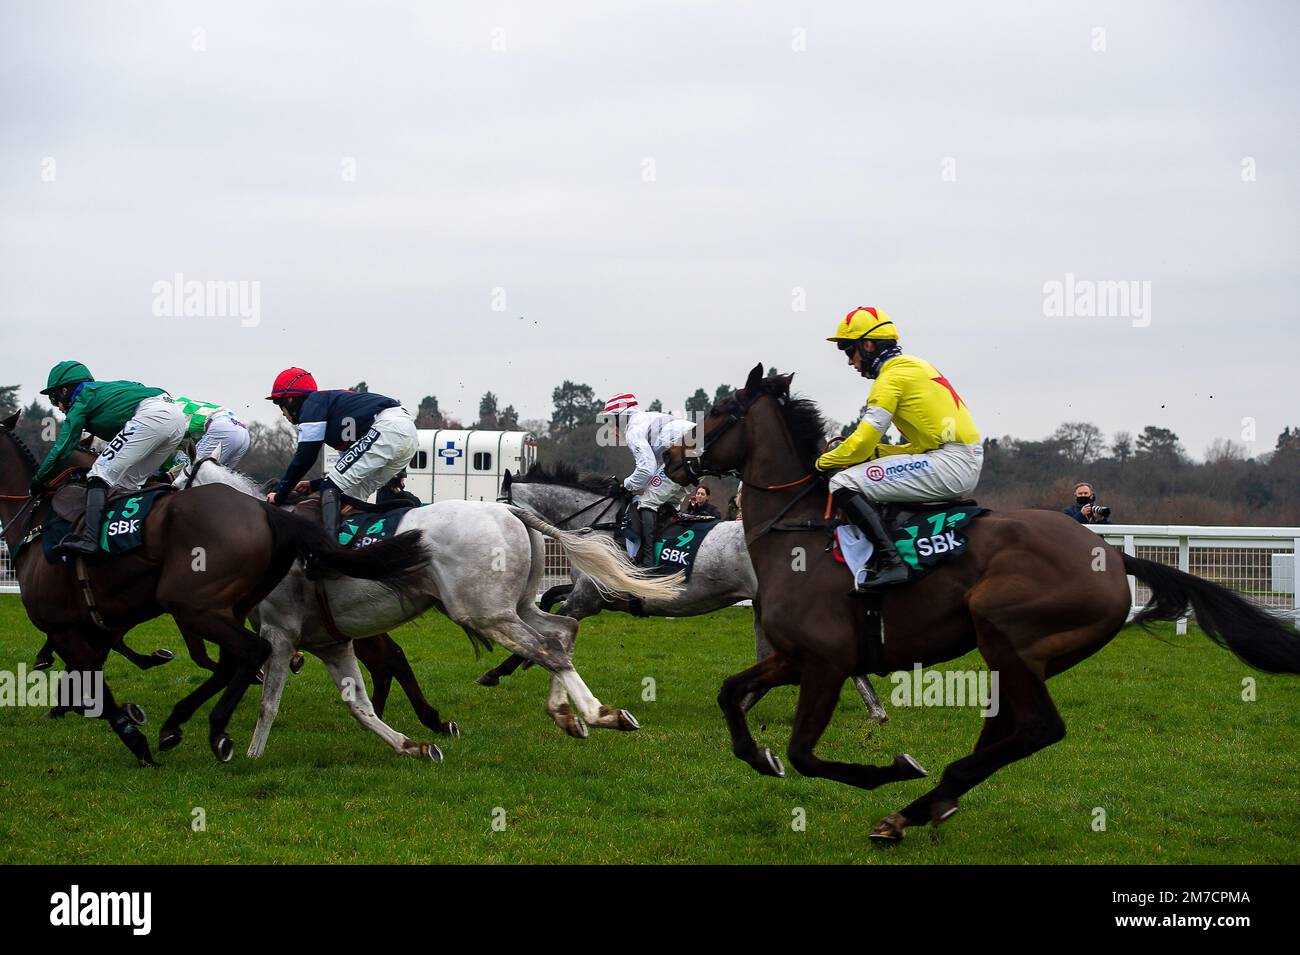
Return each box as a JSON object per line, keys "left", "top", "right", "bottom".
{"left": 328, "top": 406, "right": 419, "bottom": 499}
{"left": 635, "top": 466, "right": 688, "bottom": 511}
{"left": 829, "top": 442, "right": 983, "bottom": 503}
{"left": 88, "top": 396, "right": 189, "bottom": 491}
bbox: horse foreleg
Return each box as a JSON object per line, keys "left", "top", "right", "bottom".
{"left": 316, "top": 643, "right": 442, "bottom": 762}
{"left": 719, "top": 652, "right": 799, "bottom": 777}
{"left": 356, "top": 633, "right": 459, "bottom": 736}
{"left": 247, "top": 628, "right": 295, "bottom": 758}
{"left": 352, "top": 634, "right": 394, "bottom": 716}
{"left": 785, "top": 658, "right": 926, "bottom": 792}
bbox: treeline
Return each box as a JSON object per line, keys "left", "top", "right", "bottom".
{"left": 977, "top": 422, "right": 1300, "bottom": 525}
{"left": 6, "top": 381, "right": 1298, "bottom": 525}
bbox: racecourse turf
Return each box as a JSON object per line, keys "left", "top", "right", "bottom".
{"left": 0, "top": 595, "right": 1296, "bottom": 864}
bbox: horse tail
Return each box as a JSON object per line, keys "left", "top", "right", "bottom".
{"left": 505, "top": 506, "right": 684, "bottom": 603}
{"left": 1122, "top": 553, "right": 1300, "bottom": 674}
{"left": 260, "top": 503, "right": 428, "bottom": 600}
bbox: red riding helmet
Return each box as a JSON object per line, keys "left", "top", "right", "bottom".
{"left": 266, "top": 367, "right": 318, "bottom": 401}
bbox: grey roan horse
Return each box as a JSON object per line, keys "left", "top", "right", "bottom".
{"left": 487, "top": 463, "right": 888, "bottom": 721}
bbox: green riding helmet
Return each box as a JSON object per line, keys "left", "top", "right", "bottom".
{"left": 40, "top": 361, "right": 95, "bottom": 396}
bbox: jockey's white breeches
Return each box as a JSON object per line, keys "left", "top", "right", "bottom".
{"left": 194, "top": 410, "right": 250, "bottom": 468}
{"left": 88, "top": 396, "right": 189, "bottom": 491}
{"left": 635, "top": 466, "right": 688, "bottom": 511}
{"left": 327, "top": 406, "right": 419, "bottom": 500}
{"left": 829, "top": 442, "right": 983, "bottom": 503}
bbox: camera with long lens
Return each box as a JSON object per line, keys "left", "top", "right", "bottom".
{"left": 1090, "top": 504, "right": 1111, "bottom": 520}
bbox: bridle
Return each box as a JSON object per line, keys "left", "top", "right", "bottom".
{"left": 679, "top": 390, "right": 816, "bottom": 494}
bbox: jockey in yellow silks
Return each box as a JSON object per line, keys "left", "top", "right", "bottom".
{"left": 815, "top": 307, "right": 983, "bottom": 590}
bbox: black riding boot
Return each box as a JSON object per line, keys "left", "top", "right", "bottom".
{"left": 56, "top": 480, "right": 108, "bottom": 557}
{"left": 832, "top": 488, "right": 910, "bottom": 592}
{"left": 637, "top": 508, "right": 658, "bottom": 567}
{"left": 320, "top": 482, "right": 342, "bottom": 539}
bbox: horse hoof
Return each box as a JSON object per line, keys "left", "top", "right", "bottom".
{"left": 475, "top": 671, "right": 500, "bottom": 687}
{"left": 868, "top": 814, "right": 908, "bottom": 843}
{"left": 123, "top": 702, "right": 147, "bottom": 726}
{"left": 41, "top": 708, "right": 66, "bottom": 720}
{"left": 211, "top": 734, "right": 234, "bottom": 763}
{"left": 251, "top": 668, "right": 265, "bottom": 686}
{"left": 931, "top": 799, "right": 959, "bottom": 825}
{"left": 442, "top": 721, "right": 461, "bottom": 738}
{"left": 758, "top": 747, "right": 785, "bottom": 778}
{"left": 33, "top": 657, "right": 54, "bottom": 672}
{"left": 565, "top": 717, "right": 589, "bottom": 740}
{"left": 138, "top": 756, "right": 161, "bottom": 769}
{"left": 158, "top": 728, "right": 183, "bottom": 752}
{"left": 616, "top": 709, "right": 640, "bottom": 731}
{"left": 151, "top": 648, "right": 175, "bottom": 662}
{"left": 289, "top": 653, "right": 305, "bottom": 675}
{"left": 894, "top": 753, "right": 927, "bottom": 779}
{"left": 421, "top": 743, "right": 444, "bottom": 763}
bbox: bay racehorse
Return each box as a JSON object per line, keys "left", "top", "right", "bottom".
{"left": 663, "top": 365, "right": 1300, "bottom": 841}
{"left": 484, "top": 463, "right": 889, "bottom": 721}
{"left": 0, "top": 412, "right": 427, "bottom": 766}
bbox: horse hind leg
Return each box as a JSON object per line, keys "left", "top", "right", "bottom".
{"left": 316, "top": 643, "right": 442, "bottom": 762}
{"left": 521, "top": 606, "right": 635, "bottom": 732}
{"left": 49, "top": 631, "right": 157, "bottom": 767}
{"left": 785, "top": 658, "right": 927, "bottom": 791}
{"left": 870, "top": 624, "right": 1065, "bottom": 844}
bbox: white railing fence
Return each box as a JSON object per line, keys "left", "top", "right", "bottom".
{"left": 6, "top": 526, "right": 1299, "bottom": 633}
{"left": 1089, "top": 524, "right": 1300, "bottom": 633}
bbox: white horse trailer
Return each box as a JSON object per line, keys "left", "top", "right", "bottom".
{"left": 324, "top": 429, "right": 537, "bottom": 503}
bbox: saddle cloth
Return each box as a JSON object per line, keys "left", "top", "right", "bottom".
{"left": 651, "top": 516, "right": 720, "bottom": 581}
{"left": 43, "top": 483, "right": 174, "bottom": 560}
{"left": 834, "top": 499, "right": 988, "bottom": 586}
{"left": 336, "top": 504, "right": 418, "bottom": 549}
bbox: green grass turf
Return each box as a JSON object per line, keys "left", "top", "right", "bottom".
{"left": 0, "top": 595, "right": 1296, "bottom": 864}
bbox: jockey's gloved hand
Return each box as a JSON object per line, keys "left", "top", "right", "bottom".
{"left": 29, "top": 478, "right": 46, "bottom": 497}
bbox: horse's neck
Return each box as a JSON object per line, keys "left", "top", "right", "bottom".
{"left": 738, "top": 400, "right": 822, "bottom": 539}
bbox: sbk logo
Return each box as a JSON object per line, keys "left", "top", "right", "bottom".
{"left": 99, "top": 424, "right": 137, "bottom": 461}
{"left": 106, "top": 518, "right": 141, "bottom": 537}
{"left": 914, "top": 530, "right": 961, "bottom": 557}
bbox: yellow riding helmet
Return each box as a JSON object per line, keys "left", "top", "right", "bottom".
{"left": 826, "top": 306, "right": 899, "bottom": 342}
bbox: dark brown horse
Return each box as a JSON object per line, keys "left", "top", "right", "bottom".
{"left": 0, "top": 411, "right": 428, "bottom": 766}
{"left": 663, "top": 365, "right": 1300, "bottom": 841}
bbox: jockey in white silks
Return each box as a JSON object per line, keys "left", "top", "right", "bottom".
{"left": 601, "top": 393, "right": 696, "bottom": 567}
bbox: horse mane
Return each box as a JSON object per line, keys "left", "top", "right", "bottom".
{"left": 518, "top": 461, "right": 618, "bottom": 495}
{"left": 186, "top": 459, "right": 266, "bottom": 498}
{"left": 774, "top": 390, "right": 831, "bottom": 466}
{"left": 5, "top": 429, "right": 41, "bottom": 473}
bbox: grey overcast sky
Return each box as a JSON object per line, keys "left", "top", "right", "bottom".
{"left": 3, "top": 0, "right": 1297, "bottom": 458}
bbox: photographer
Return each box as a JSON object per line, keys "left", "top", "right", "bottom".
{"left": 1064, "top": 482, "right": 1111, "bottom": 525}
